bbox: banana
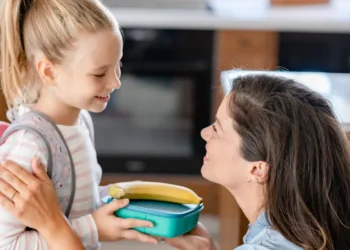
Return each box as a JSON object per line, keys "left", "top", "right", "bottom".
{"left": 108, "top": 181, "right": 203, "bottom": 205}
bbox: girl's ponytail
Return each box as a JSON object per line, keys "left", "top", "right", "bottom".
{"left": 0, "top": 0, "right": 31, "bottom": 108}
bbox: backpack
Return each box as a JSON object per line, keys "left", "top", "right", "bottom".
{"left": 0, "top": 110, "right": 94, "bottom": 218}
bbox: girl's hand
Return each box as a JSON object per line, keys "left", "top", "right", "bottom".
{"left": 92, "top": 198, "right": 159, "bottom": 245}
{"left": 164, "top": 223, "right": 217, "bottom": 250}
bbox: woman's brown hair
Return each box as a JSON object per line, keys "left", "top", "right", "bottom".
{"left": 228, "top": 74, "right": 350, "bottom": 249}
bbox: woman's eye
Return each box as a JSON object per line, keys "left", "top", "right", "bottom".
{"left": 212, "top": 124, "right": 217, "bottom": 132}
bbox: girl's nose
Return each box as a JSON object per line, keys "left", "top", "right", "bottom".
{"left": 201, "top": 126, "right": 211, "bottom": 142}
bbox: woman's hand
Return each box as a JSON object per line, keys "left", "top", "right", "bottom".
{"left": 0, "top": 158, "right": 62, "bottom": 233}
{"left": 165, "top": 223, "right": 217, "bottom": 250}
{"left": 0, "top": 158, "right": 84, "bottom": 250}
{"left": 92, "top": 198, "right": 159, "bottom": 244}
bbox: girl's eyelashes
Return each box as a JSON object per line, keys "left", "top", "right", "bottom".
{"left": 93, "top": 62, "right": 122, "bottom": 78}
{"left": 93, "top": 73, "right": 106, "bottom": 78}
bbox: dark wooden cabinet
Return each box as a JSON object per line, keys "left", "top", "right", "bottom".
{"left": 279, "top": 32, "right": 350, "bottom": 73}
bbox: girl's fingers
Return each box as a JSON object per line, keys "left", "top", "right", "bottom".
{"left": 122, "top": 229, "right": 159, "bottom": 244}
{"left": 115, "top": 217, "right": 153, "bottom": 229}
{"left": 104, "top": 199, "right": 129, "bottom": 214}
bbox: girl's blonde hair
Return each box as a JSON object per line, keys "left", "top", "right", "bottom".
{"left": 0, "top": 0, "right": 117, "bottom": 108}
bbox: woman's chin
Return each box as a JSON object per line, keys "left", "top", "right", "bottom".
{"left": 201, "top": 164, "right": 226, "bottom": 187}
{"left": 201, "top": 164, "right": 213, "bottom": 182}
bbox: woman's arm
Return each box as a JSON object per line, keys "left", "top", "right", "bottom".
{"left": 0, "top": 130, "right": 88, "bottom": 249}
{"left": 33, "top": 210, "right": 85, "bottom": 250}
{"left": 0, "top": 158, "right": 84, "bottom": 250}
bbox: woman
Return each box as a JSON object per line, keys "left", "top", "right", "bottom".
{"left": 1, "top": 73, "right": 350, "bottom": 249}
{"left": 166, "top": 74, "right": 350, "bottom": 250}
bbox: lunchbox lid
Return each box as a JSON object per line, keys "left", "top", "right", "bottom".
{"left": 102, "top": 196, "right": 204, "bottom": 218}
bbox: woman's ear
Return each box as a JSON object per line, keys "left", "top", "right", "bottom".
{"left": 251, "top": 162, "right": 269, "bottom": 184}
{"left": 36, "top": 57, "right": 56, "bottom": 87}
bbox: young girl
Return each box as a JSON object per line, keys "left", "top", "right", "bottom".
{"left": 0, "top": 0, "right": 158, "bottom": 249}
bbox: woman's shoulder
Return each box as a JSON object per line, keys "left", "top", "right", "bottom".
{"left": 235, "top": 227, "right": 303, "bottom": 250}
{"left": 254, "top": 227, "right": 303, "bottom": 250}
{"left": 239, "top": 212, "right": 303, "bottom": 250}
{"left": 235, "top": 244, "right": 271, "bottom": 250}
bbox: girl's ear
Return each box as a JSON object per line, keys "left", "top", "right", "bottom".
{"left": 36, "top": 57, "right": 56, "bottom": 87}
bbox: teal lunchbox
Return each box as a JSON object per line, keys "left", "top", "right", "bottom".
{"left": 101, "top": 196, "right": 204, "bottom": 238}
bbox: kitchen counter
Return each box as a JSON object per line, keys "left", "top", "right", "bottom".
{"left": 109, "top": 1, "right": 350, "bottom": 32}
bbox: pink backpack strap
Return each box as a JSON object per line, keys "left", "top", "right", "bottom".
{"left": 0, "top": 111, "right": 75, "bottom": 217}
{"left": 0, "top": 122, "right": 9, "bottom": 138}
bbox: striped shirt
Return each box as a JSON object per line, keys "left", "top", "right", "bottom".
{"left": 0, "top": 105, "right": 105, "bottom": 250}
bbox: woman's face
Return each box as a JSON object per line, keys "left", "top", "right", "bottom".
{"left": 201, "top": 94, "right": 253, "bottom": 189}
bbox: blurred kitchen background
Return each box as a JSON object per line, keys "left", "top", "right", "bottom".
{"left": 90, "top": 1, "right": 350, "bottom": 249}
{"left": 0, "top": 0, "right": 349, "bottom": 249}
